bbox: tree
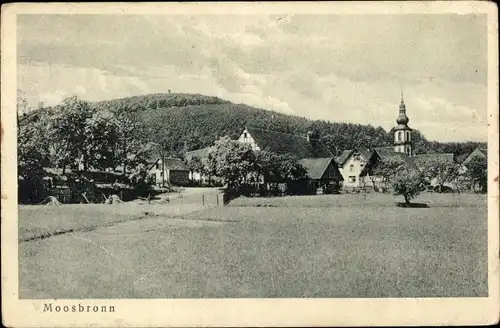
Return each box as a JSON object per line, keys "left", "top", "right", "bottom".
{"left": 18, "top": 117, "right": 49, "bottom": 202}
{"left": 50, "top": 96, "right": 121, "bottom": 172}
{"left": 370, "top": 156, "right": 407, "bottom": 191}
{"left": 464, "top": 156, "right": 487, "bottom": 193}
{"left": 51, "top": 96, "right": 96, "bottom": 171}
{"left": 203, "top": 153, "right": 217, "bottom": 187}
{"left": 187, "top": 155, "right": 204, "bottom": 174}
{"left": 274, "top": 153, "right": 307, "bottom": 181}
{"left": 84, "top": 110, "right": 120, "bottom": 171}
{"left": 391, "top": 167, "right": 426, "bottom": 204}
{"left": 208, "top": 136, "right": 256, "bottom": 187}
{"left": 255, "top": 150, "right": 306, "bottom": 188}
{"left": 420, "top": 157, "right": 460, "bottom": 192}
{"left": 187, "top": 155, "right": 206, "bottom": 184}
{"left": 113, "top": 110, "right": 149, "bottom": 174}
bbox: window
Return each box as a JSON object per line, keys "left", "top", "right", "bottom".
{"left": 243, "top": 132, "right": 247, "bottom": 139}
{"left": 353, "top": 154, "right": 360, "bottom": 161}
{"left": 406, "top": 146, "right": 411, "bottom": 155}
{"left": 348, "top": 176, "right": 356, "bottom": 183}
{"left": 406, "top": 131, "right": 410, "bottom": 141}
{"left": 349, "top": 164, "right": 354, "bottom": 172}
{"left": 156, "top": 163, "right": 160, "bottom": 169}
{"left": 397, "top": 131, "right": 402, "bottom": 141}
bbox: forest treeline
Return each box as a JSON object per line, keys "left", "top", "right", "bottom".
{"left": 20, "top": 92, "right": 486, "bottom": 163}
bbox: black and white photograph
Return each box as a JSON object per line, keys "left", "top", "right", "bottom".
{"left": 1, "top": 2, "right": 499, "bottom": 327}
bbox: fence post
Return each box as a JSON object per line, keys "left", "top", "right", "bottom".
{"left": 216, "top": 193, "right": 219, "bottom": 206}
{"left": 202, "top": 194, "right": 205, "bottom": 206}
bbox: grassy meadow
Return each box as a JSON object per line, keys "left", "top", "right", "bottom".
{"left": 19, "top": 192, "right": 488, "bottom": 298}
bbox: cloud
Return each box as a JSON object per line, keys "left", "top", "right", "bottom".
{"left": 17, "top": 14, "right": 488, "bottom": 142}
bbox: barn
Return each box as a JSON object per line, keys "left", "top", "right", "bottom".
{"left": 296, "top": 157, "right": 343, "bottom": 194}
{"left": 147, "top": 157, "right": 190, "bottom": 187}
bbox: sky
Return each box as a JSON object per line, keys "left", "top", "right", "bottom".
{"left": 17, "top": 14, "right": 488, "bottom": 142}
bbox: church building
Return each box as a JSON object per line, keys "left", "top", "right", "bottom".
{"left": 360, "top": 93, "right": 456, "bottom": 191}
{"left": 393, "top": 92, "right": 413, "bottom": 156}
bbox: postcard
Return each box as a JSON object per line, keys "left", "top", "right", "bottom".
{"left": 1, "top": 1, "right": 499, "bottom": 327}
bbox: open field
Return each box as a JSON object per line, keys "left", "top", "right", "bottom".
{"left": 19, "top": 192, "right": 488, "bottom": 298}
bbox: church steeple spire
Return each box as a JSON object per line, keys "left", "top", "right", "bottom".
{"left": 396, "top": 89, "right": 409, "bottom": 126}
{"left": 393, "top": 91, "right": 413, "bottom": 156}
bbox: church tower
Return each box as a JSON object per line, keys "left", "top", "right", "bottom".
{"left": 393, "top": 91, "right": 413, "bottom": 156}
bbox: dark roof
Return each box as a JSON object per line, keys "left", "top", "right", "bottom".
{"left": 334, "top": 150, "right": 354, "bottom": 165}
{"left": 245, "top": 127, "right": 332, "bottom": 158}
{"left": 462, "top": 147, "right": 488, "bottom": 166}
{"left": 373, "top": 146, "right": 396, "bottom": 158}
{"left": 185, "top": 147, "right": 213, "bottom": 161}
{"left": 164, "top": 158, "right": 189, "bottom": 171}
{"left": 335, "top": 148, "right": 374, "bottom": 166}
{"left": 412, "top": 153, "right": 455, "bottom": 169}
{"left": 298, "top": 157, "right": 335, "bottom": 180}
{"left": 148, "top": 157, "right": 189, "bottom": 171}
{"left": 373, "top": 148, "right": 419, "bottom": 171}
{"left": 358, "top": 147, "right": 375, "bottom": 161}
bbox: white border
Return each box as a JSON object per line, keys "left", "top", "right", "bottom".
{"left": 1, "top": 2, "right": 499, "bottom": 327}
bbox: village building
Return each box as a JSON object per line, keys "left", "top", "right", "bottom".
{"left": 358, "top": 94, "right": 455, "bottom": 191}
{"left": 238, "top": 126, "right": 332, "bottom": 158}
{"left": 237, "top": 126, "right": 342, "bottom": 193}
{"left": 393, "top": 92, "right": 413, "bottom": 156}
{"left": 297, "top": 157, "right": 343, "bottom": 194}
{"left": 461, "top": 147, "right": 487, "bottom": 170}
{"left": 335, "top": 148, "right": 375, "bottom": 189}
{"left": 147, "top": 157, "right": 190, "bottom": 187}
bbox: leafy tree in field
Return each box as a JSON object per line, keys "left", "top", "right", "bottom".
{"left": 391, "top": 167, "right": 426, "bottom": 205}
{"left": 50, "top": 96, "right": 122, "bottom": 172}
{"left": 464, "top": 156, "right": 487, "bottom": 193}
{"left": 208, "top": 136, "right": 256, "bottom": 187}
{"left": 420, "top": 158, "right": 461, "bottom": 192}
{"left": 368, "top": 156, "right": 425, "bottom": 203}
{"left": 113, "top": 110, "right": 150, "bottom": 174}
{"left": 370, "top": 156, "right": 407, "bottom": 190}
{"left": 51, "top": 96, "right": 97, "bottom": 172}
{"left": 84, "top": 110, "right": 120, "bottom": 171}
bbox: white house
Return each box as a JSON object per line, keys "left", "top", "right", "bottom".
{"left": 335, "top": 148, "right": 374, "bottom": 189}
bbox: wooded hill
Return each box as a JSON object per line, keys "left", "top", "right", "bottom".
{"left": 20, "top": 92, "right": 486, "bottom": 163}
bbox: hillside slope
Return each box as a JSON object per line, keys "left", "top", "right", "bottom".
{"left": 20, "top": 92, "right": 486, "bottom": 160}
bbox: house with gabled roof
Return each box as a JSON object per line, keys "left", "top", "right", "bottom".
{"left": 412, "top": 153, "right": 455, "bottom": 170}
{"left": 298, "top": 157, "right": 343, "bottom": 193}
{"left": 147, "top": 157, "right": 190, "bottom": 187}
{"left": 335, "top": 147, "right": 375, "bottom": 189}
{"left": 461, "top": 147, "right": 487, "bottom": 168}
{"left": 237, "top": 126, "right": 332, "bottom": 158}
{"left": 237, "top": 126, "right": 343, "bottom": 194}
